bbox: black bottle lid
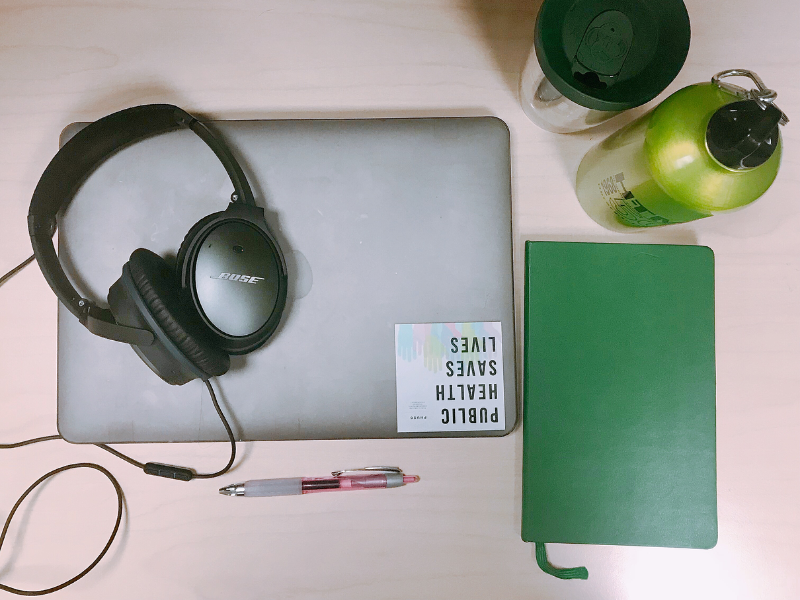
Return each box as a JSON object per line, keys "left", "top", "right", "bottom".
{"left": 706, "top": 100, "right": 784, "bottom": 170}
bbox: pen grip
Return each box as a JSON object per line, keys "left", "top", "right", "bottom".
{"left": 244, "top": 478, "right": 303, "bottom": 497}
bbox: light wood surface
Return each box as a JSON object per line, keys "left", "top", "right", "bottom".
{"left": 1, "top": 1, "right": 798, "bottom": 598}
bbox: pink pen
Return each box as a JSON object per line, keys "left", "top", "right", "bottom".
{"left": 219, "top": 467, "right": 420, "bottom": 497}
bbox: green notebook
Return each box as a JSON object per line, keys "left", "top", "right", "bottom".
{"left": 522, "top": 242, "right": 717, "bottom": 579}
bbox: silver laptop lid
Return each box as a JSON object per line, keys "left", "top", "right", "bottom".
{"left": 56, "top": 117, "right": 516, "bottom": 442}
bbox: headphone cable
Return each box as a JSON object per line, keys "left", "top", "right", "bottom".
{"left": 94, "top": 379, "right": 237, "bottom": 480}
{"left": 0, "top": 255, "right": 34, "bottom": 288}
{"left": 1, "top": 379, "right": 236, "bottom": 479}
{"left": 1, "top": 255, "right": 238, "bottom": 594}
{"left": 0, "top": 463, "right": 123, "bottom": 597}
{"left": 0, "top": 382, "right": 236, "bottom": 595}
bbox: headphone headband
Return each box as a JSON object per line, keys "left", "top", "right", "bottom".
{"left": 28, "top": 104, "right": 255, "bottom": 344}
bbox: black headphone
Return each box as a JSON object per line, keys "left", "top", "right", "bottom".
{"left": 27, "top": 104, "right": 288, "bottom": 385}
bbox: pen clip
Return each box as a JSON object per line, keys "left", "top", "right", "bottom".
{"left": 331, "top": 466, "right": 403, "bottom": 477}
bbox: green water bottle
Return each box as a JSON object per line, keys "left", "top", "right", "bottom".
{"left": 575, "top": 69, "right": 789, "bottom": 231}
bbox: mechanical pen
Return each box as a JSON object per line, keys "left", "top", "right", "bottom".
{"left": 219, "top": 466, "right": 419, "bottom": 497}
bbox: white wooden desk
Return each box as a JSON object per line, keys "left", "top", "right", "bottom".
{"left": 0, "top": 1, "right": 798, "bottom": 598}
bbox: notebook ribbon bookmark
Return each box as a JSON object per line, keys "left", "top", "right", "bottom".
{"left": 535, "top": 543, "right": 589, "bottom": 580}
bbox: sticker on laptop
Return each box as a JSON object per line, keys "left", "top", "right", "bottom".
{"left": 395, "top": 322, "right": 504, "bottom": 433}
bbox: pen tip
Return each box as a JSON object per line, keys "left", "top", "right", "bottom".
{"left": 403, "top": 475, "right": 420, "bottom": 483}
{"left": 219, "top": 484, "right": 246, "bottom": 496}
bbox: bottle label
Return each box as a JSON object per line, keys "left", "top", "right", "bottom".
{"left": 599, "top": 172, "right": 672, "bottom": 227}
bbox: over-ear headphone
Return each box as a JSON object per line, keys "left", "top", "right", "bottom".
{"left": 27, "top": 104, "right": 288, "bottom": 385}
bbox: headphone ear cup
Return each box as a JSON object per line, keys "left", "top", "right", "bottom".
{"left": 176, "top": 205, "right": 288, "bottom": 355}
{"left": 108, "top": 249, "right": 230, "bottom": 384}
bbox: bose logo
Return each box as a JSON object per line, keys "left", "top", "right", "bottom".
{"left": 210, "top": 273, "right": 264, "bottom": 284}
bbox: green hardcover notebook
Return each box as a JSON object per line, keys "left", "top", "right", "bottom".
{"left": 522, "top": 242, "right": 717, "bottom": 579}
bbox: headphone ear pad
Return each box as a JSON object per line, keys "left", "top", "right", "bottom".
{"left": 125, "top": 249, "right": 230, "bottom": 379}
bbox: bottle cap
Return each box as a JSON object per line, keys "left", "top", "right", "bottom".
{"left": 706, "top": 69, "right": 789, "bottom": 170}
{"left": 706, "top": 101, "right": 783, "bottom": 170}
{"left": 534, "top": 0, "right": 691, "bottom": 111}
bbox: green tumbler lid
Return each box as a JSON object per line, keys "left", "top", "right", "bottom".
{"left": 534, "top": 0, "right": 691, "bottom": 111}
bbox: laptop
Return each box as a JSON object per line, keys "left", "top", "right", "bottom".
{"left": 56, "top": 116, "right": 516, "bottom": 442}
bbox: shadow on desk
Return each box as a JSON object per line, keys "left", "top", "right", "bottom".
{"left": 462, "top": 0, "right": 541, "bottom": 96}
